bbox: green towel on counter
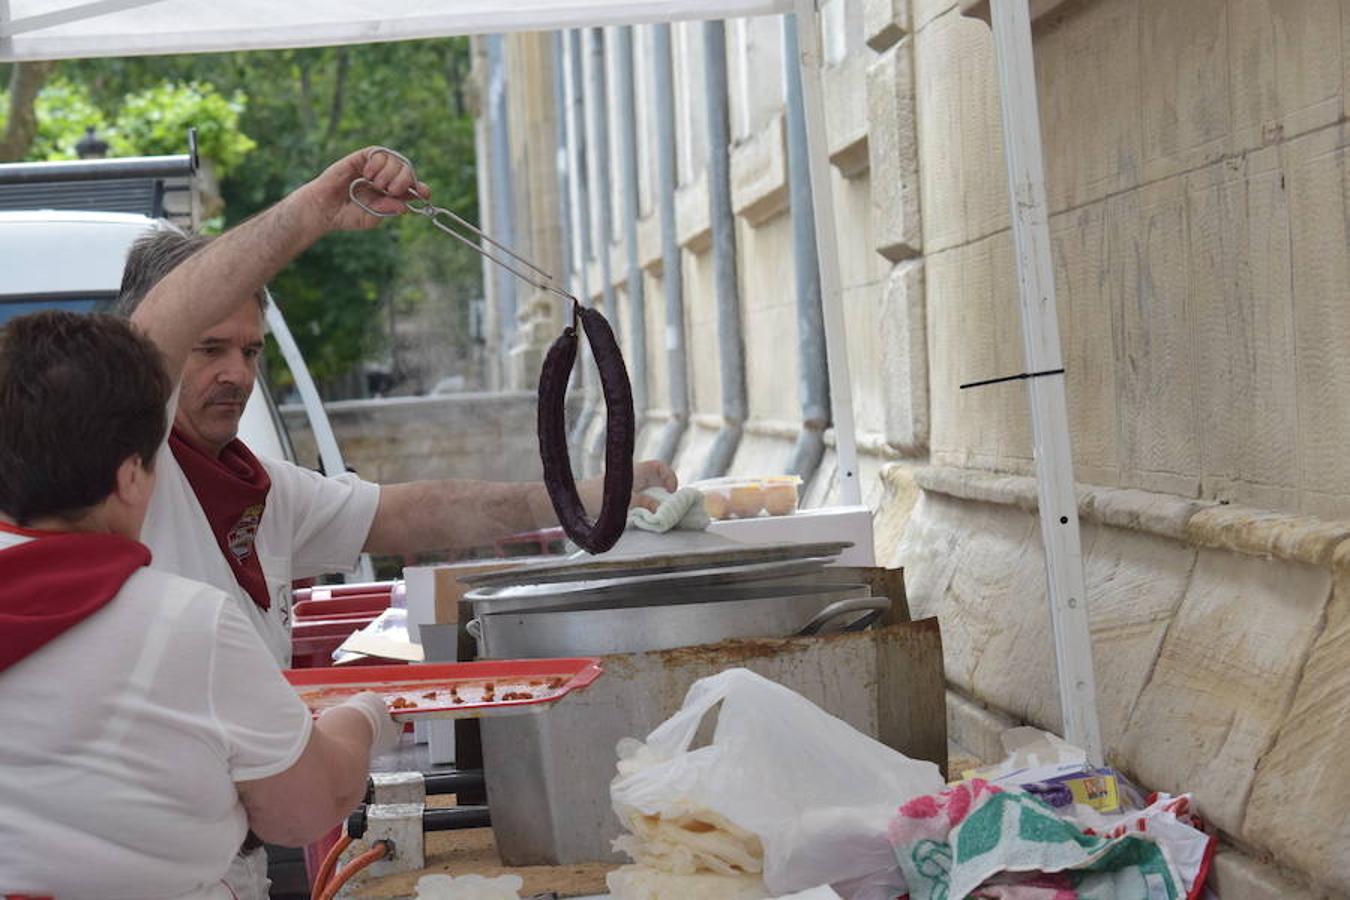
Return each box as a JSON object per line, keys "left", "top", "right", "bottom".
{"left": 628, "top": 487, "right": 711, "bottom": 533}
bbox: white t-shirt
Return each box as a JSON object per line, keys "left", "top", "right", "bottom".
{"left": 0, "top": 532, "right": 313, "bottom": 900}
{"left": 140, "top": 441, "right": 381, "bottom": 666}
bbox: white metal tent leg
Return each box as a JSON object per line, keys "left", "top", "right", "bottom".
{"left": 791, "top": 0, "right": 862, "bottom": 507}
{"left": 0, "top": 0, "right": 167, "bottom": 38}
{"left": 988, "top": 0, "right": 1102, "bottom": 763}
{"left": 264, "top": 293, "right": 376, "bottom": 583}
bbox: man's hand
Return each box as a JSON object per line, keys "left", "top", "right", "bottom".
{"left": 577, "top": 459, "right": 678, "bottom": 515}
{"left": 630, "top": 460, "right": 679, "bottom": 512}
{"left": 294, "top": 147, "right": 430, "bottom": 233}
{"left": 366, "top": 462, "right": 680, "bottom": 556}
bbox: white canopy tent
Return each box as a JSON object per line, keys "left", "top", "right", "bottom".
{"left": 0, "top": 0, "right": 1103, "bottom": 761}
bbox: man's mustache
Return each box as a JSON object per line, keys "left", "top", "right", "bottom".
{"left": 205, "top": 388, "right": 249, "bottom": 405}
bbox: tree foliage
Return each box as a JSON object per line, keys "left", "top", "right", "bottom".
{"left": 111, "top": 83, "right": 257, "bottom": 175}
{"left": 1, "top": 77, "right": 255, "bottom": 175}
{"left": 8, "top": 39, "right": 482, "bottom": 392}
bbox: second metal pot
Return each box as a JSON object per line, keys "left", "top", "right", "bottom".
{"left": 468, "top": 586, "right": 888, "bottom": 659}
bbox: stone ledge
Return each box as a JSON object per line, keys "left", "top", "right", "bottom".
{"left": 287, "top": 389, "right": 537, "bottom": 416}
{"left": 914, "top": 465, "right": 1042, "bottom": 513}
{"left": 730, "top": 114, "right": 790, "bottom": 226}
{"left": 823, "top": 57, "right": 871, "bottom": 178}
{"left": 1185, "top": 504, "right": 1350, "bottom": 568}
{"left": 880, "top": 261, "right": 928, "bottom": 451}
{"left": 867, "top": 41, "right": 922, "bottom": 263}
{"left": 864, "top": 0, "right": 910, "bottom": 52}
{"left": 946, "top": 687, "right": 1020, "bottom": 767}
{"left": 674, "top": 178, "right": 712, "bottom": 252}
{"left": 636, "top": 212, "right": 662, "bottom": 274}
{"left": 913, "top": 465, "right": 1211, "bottom": 540}
{"left": 919, "top": 464, "right": 1350, "bottom": 561}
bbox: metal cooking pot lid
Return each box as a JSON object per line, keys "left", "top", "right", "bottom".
{"left": 465, "top": 556, "right": 838, "bottom": 609}
{"left": 459, "top": 540, "right": 853, "bottom": 590}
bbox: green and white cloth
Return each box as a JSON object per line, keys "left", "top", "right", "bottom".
{"left": 889, "top": 780, "right": 1187, "bottom": 900}
{"left": 627, "top": 487, "right": 710, "bottom": 533}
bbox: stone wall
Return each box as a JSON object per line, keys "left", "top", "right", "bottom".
{"left": 919, "top": 0, "right": 1350, "bottom": 516}
{"left": 475, "top": 1, "right": 1350, "bottom": 893}
{"left": 896, "top": 467, "right": 1350, "bottom": 897}
{"left": 280, "top": 391, "right": 543, "bottom": 485}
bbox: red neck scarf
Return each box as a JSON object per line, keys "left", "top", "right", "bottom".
{"left": 0, "top": 524, "right": 151, "bottom": 673}
{"left": 169, "top": 427, "right": 273, "bottom": 612}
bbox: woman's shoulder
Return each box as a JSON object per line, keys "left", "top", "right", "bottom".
{"left": 122, "top": 565, "right": 234, "bottom": 620}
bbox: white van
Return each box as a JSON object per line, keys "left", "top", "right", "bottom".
{"left": 0, "top": 209, "right": 296, "bottom": 458}
{"left": 0, "top": 208, "right": 374, "bottom": 581}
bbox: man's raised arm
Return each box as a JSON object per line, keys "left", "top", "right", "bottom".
{"left": 131, "top": 148, "right": 421, "bottom": 380}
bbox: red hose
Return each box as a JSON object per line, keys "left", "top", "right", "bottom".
{"left": 317, "top": 840, "right": 391, "bottom": 900}
{"left": 311, "top": 832, "right": 353, "bottom": 898}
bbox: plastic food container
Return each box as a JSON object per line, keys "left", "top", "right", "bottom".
{"left": 694, "top": 475, "right": 803, "bottom": 520}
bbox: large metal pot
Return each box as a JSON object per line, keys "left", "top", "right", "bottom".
{"left": 468, "top": 584, "right": 889, "bottom": 658}
{"left": 464, "top": 558, "right": 842, "bottom": 620}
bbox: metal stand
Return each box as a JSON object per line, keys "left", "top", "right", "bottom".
{"left": 792, "top": 0, "right": 863, "bottom": 507}
{"left": 987, "top": 0, "right": 1103, "bottom": 763}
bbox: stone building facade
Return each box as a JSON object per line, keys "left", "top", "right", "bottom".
{"left": 471, "top": 1, "right": 1350, "bottom": 894}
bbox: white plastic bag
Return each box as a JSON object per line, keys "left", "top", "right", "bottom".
{"left": 413, "top": 873, "right": 522, "bottom": 900}
{"left": 610, "top": 668, "right": 944, "bottom": 898}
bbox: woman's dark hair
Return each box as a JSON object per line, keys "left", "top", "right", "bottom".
{"left": 0, "top": 311, "right": 170, "bottom": 524}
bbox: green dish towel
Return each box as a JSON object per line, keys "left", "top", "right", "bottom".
{"left": 628, "top": 487, "right": 711, "bottom": 533}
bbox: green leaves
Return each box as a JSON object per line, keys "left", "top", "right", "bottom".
{"left": 44, "top": 38, "right": 482, "bottom": 392}
{"left": 110, "top": 83, "right": 256, "bottom": 176}
{"left": 0, "top": 77, "right": 107, "bottom": 160}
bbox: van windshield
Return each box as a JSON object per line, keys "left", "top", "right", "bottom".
{"left": 0, "top": 293, "right": 117, "bottom": 325}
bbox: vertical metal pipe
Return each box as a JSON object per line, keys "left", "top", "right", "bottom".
{"left": 615, "top": 26, "right": 649, "bottom": 426}
{"left": 485, "top": 34, "right": 517, "bottom": 390}
{"left": 584, "top": 27, "right": 618, "bottom": 473}
{"left": 551, "top": 31, "right": 573, "bottom": 301}
{"left": 700, "top": 19, "right": 747, "bottom": 479}
{"left": 652, "top": 23, "right": 689, "bottom": 464}
{"left": 472, "top": 111, "right": 495, "bottom": 389}
{"left": 566, "top": 28, "right": 599, "bottom": 457}
{"left": 782, "top": 14, "right": 829, "bottom": 482}
{"left": 791, "top": 0, "right": 862, "bottom": 506}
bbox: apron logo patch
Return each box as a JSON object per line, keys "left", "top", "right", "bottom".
{"left": 226, "top": 504, "right": 264, "bottom": 562}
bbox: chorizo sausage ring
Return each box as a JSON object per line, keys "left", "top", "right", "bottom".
{"left": 537, "top": 303, "right": 635, "bottom": 554}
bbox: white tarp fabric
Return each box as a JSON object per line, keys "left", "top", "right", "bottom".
{"left": 0, "top": 0, "right": 793, "bottom": 62}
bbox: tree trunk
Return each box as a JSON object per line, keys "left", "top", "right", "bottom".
{"left": 0, "top": 61, "right": 57, "bottom": 162}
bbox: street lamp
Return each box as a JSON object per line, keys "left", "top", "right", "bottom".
{"left": 75, "top": 126, "right": 109, "bottom": 159}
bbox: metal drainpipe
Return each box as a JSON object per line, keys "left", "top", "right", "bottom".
{"left": 652, "top": 23, "right": 690, "bottom": 464}
{"left": 615, "top": 26, "right": 649, "bottom": 430}
{"left": 583, "top": 26, "right": 619, "bottom": 474}
{"left": 485, "top": 34, "right": 517, "bottom": 390}
{"left": 700, "top": 20, "right": 747, "bottom": 479}
{"left": 782, "top": 14, "right": 830, "bottom": 482}
{"left": 565, "top": 28, "right": 599, "bottom": 460}
{"left": 551, "top": 31, "right": 573, "bottom": 308}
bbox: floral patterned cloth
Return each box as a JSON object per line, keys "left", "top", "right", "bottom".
{"left": 888, "top": 780, "right": 1186, "bottom": 900}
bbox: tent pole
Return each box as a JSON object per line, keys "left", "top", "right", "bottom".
{"left": 988, "top": 0, "right": 1103, "bottom": 763}
{"left": 790, "top": 0, "right": 861, "bottom": 507}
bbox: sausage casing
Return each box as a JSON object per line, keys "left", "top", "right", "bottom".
{"left": 537, "top": 305, "right": 635, "bottom": 553}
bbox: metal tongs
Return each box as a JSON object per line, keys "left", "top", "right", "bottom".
{"left": 349, "top": 146, "right": 579, "bottom": 325}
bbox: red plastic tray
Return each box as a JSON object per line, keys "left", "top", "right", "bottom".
{"left": 283, "top": 658, "right": 603, "bottom": 720}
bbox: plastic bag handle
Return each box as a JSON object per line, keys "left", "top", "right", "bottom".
{"left": 640, "top": 669, "right": 747, "bottom": 756}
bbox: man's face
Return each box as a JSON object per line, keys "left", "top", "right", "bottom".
{"left": 174, "top": 302, "right": 264, "bottom": 456}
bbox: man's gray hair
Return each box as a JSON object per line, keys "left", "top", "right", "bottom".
{"left": 115, "top": 226, "right": 268, "bottom": 317}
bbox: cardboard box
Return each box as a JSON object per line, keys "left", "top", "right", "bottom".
{"left": 404, "top": 557, "right": 542, "bottom": 627}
